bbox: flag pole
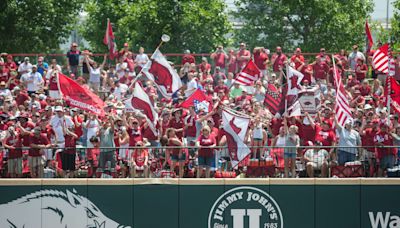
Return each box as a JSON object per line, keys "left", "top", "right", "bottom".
{"left": 128, "top": 34, "right": 170, "bottom": 89}
{"left": 387, "top": 40, "right": 391, "bottom": 124}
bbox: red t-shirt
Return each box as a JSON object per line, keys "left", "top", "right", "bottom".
{"left": 359, "top": 85, "right": 371, "bottom": 96}
{"left": 313, "top": 62, "right": 329, "bottom": 80}
{"left": 197, "top": 134, "right": 216, "bottom": 157}
{"left": 228, "top": 55, "right": 237, "bottom": 73}
{"left": 49, "top": 74, "right": 58, "bottom": 90}
{"left": 254, "top": 52, "right": 269, "bottom": 70}
{"left": 290, "top": 55, "right": 305, "bottom": 69}
{"left": 142, "top": 123, "right": 158, "bottom": 141}
{"left": 0, "top": 68, "right": 10, "bottom": 83}
{"left": 167, "top": 138, "right": 181, "bottom": 156}
{"left": 169, "top": 118, "right": 184, "bottom": 139}
{"left": 213, "top": 53, "right": 227, "bottom": 68}
{"left": 270, "top": 118, "right": 283, "bottom": 137}
{"left": 298, "top": 123, "right": 316, "bottom": 144}
{"left": 300, "top": 65, "right": 313, "bottom": 83}
{"left": 271, "top": 54, "right": 287, "bottom": 72}
{"left": 215, "top": 85, "right": 229, "bottom": 95}
{"left": 374, "top": 131, "right": 395, "bottom": 158}
{"left": 128, "top": 127, "right": 143, "bottom": 147}
{"left": 315, "top": 126, "right": 336, "bottom": 146}
{"left": 212, "top": 113, "right": 221, "bottom": 129}
{"left": 182, "top": 54, "right": 195, "bottom": 65}
{"left": 5, "top": 135, "right": 22, "bottom": 159}
{"left": 29, "top": 133, "right": 50, "bottom": 157}
{"left": 184, "top": 115, "right": 198, "bottom": 138}
{"left": 64, "top": 134, "right": 77, "bottom": 155}
{"left": 237, "top": 50, "right": 251, "bottom": 69}
{"left": 73, "top": 116, "right": 83, "bottom": 138}
{"left": 133, "top": 149, "right": 148, "bottom": 166}
{"left": 20, "top": 121, "right": 36, "bottom": 146}
{"left": 199, "top": 63, "right": 211, "bottom": 74}
{"left": 355, "top": 63, "right": 368, "bottom": 81}
{"left": 363, "top": 128, "right": 378, "bottom": 152}
{"left": 15, "top": 92, "right": 30, "bottom": 107}
{"left": 119, "top": 75, "right": 134, "bottom": 85}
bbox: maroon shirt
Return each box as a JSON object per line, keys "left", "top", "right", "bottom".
{"left": 29, "top": 133, "right": 50, "bottom": 157}
{"left": 197, "top": 134, "right": 216, "bottom": 157}
{"left": 169, "top": 118, "right": 184, "bottom": 139}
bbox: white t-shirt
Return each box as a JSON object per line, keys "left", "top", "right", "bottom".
{"left": 86, "top": 119, "right": 100, "bottom": 141}
{"left": 113, "top": 84, "right": 129, "bottom": 100}
{"left": 45, "top": 66, "right": 62, "bottom": 80}
{"left": 0, "top": 89, "right": 11, "bottom": 98}
{"left": 18, "top": 62, "right": 33, "bottom": 73}
{"left": 89, "top": 66, "right": 101, "bottom": 83}
{"left": 50, "top": 115, "right": 74, "bottom": 142}
{"left": 185, "top": 78, "right": 198, "bottom": 97}
{"left": 116, "top": 63, "right": 128, "bottom": 79}
{"left": 21, "top": 72, "right": 43, "bottom": 92}
{"left": 135, "top": 54, "right": 149, "bottom": 68}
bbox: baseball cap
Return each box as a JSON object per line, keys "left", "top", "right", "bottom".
{"left": 124, "top": 43, "right": 129, "bottom": 47}
{"left": 54, "top": 106, "right": 64, "bottom": 112}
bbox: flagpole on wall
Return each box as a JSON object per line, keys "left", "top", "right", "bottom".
{"left": 387, "top": 38, "right": 391, "bottom": 124}
{"left": 128, "top": 34, "right": 170, "bottom": 89}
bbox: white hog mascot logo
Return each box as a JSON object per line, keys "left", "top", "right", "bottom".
{"left": 0, "top": 189, "right": 132, "bottom": 228}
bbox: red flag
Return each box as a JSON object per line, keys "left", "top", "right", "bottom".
{"left": 373, "top": 43, "right": 389, "bottom": 74}
{"left": 365, "top": 20, "right": 374, "bottom": 51}
{"left": 180, "top": 89, "right": 212, "bottom": 113}
{"left": 103, "top": 19, "right": 117, "bottom": 60}
{"left": 58, "top": 73, "right": 105, "bottom": 116}
{"left": 235, "top": 59, "right": 261, "bottom": 86}
{"left": 385, "top": 76, "right": 400, "bottom": 115}
{"left": 264, "top": 84, "right": 282, "bottom": 115}
{"left": 333, "top": 65, "right": 353, "bottom": 127}
{"left": 142, "top": 49, "right": 182, "bottom": 98}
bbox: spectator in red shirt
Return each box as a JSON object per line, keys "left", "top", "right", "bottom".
{"left": 5, "top": 55, "right": 17, "bottom": 71}
{"left": 355, "top": 58, "right": 368, "bottom": 81}
{"left": 316, "top": 48, "right": 331, "bottom": 64}
{"left": 271, "top": 46, "right": 287, "bottom": 80}
{"left": 290, "top": 48, "right": 305, "bottom": 70}
{"left": 359, "top": 80, "right": 371, "bottom": 96}
{"left": 166, "top": 128, "right": 184, "bottom": 178}
{"left": 4, "top": 127, "right": 23, "bottom": 177}
{"left": 374, "top": 123, "right": 395, "bottom": 177}
{"left": 131, "top": 141, "right": 150, "bottom": 178}
{"left": 253, "top": 47, "right": 269, "bottom": 77}
{"left": 210, "top": 45, "right": 228, "bottom": 73}
{"left": 199, "top": 57, "right": 211, "bottom": 75}
{"left": 236, "top": 43, "right": 251, "bottom": 70}
{"left": 196, "top": 126, "right": 216, "bottom": 178}
{"left": 169, "top": 108, "right": 184, "bottom": 139}
{"left": 29, "top": 127, "right": 52, "bottom": 178}
{"left": 0, "top": 63, "right": 10, "bottom": 83}
{"left": 312, "top": 57, "right": 329, "bottom": 82}
{"left": 298, "top": 60, "right": 313, "bottom": 84}
{"left": 182, "top": 50, "right": 195, "bottom": 65}
{"left": 227, "top": 49, "right": 237, "bottom": 74}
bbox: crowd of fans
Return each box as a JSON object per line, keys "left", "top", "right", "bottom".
{"left": 0, "top": 41, "right": 399, "bottom": 179}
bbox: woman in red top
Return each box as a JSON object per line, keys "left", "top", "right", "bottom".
{"left": 130, "top": 141, "right": 149, "bottom": 178}
{"left": 196, "top": 126, "right": 216, "bottom": 178}
{"left": 355, "top": 58, "right": 368, "bottom": 81}
{"left": 166, "top": 128, "right": 184, "bottom": 177}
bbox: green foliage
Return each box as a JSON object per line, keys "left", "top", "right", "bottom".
{"left": 391, "top": 0, "right": 400, "bottom": 48}
{"left": 0, "top": 0, "right": 84, "bottom": 53}
{"left": 233, "top": 0, "right": 374, "bottom": 53}
{"left": 81, "top": 0, "right": 231, "bottom": 54}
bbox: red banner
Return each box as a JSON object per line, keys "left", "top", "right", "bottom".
{"left": 58, "top": 73, "right": 105, "bottom": 116}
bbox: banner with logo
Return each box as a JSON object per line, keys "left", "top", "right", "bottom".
{"left": 0, "top": 179, "right": 399, "bottom": 228}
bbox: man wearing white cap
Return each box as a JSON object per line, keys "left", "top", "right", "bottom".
{"left": 335, "top": 119, "right": 361, "bottom": 165}
{"left": 20, "top": 64, "right": 43, "bottom": 95}
{"left": 17, "top": 57, "right": 32, "bottom": 75}
{"left": 50, "top": 106, "right": 75, "bottom": 149}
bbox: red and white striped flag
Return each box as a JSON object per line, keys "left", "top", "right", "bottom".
{"left": 222, "top": 109, "right": 250, "bottom": 166}
{"left": 372, "top": 43, "right": 389, "bottom": 74}
{"left": 103, "top": 19, "right": 118, "bottom": 60}
{"left": 333, "top": 64, "right": 353, "bottom": 127}
{"left": 235, "top": 59, "right": 261, "bottom": 86}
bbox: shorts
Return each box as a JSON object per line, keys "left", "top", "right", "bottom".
{"left": 338, "top": 150, "right": 356, "bottom": 165}
{"left": 28, "top": 156, "right": 44, "bottom": 168}
{"left": 70, "top": 65, "right": 79, "bottom": 76}
{"left": 380, "top": 155, "right": 395, "bottom": 169}
{"left": 89, "top": 82, "right": 100, "bottom": 92}
{"left": 306, "top": 161, "right": 325, "bottom": 170}
{"left": 98, "top": 151, "right": 116, "bottom": 171}
{"left": 253, "top": 138, "right": 263, "bottom": 142}
{"left": 198, "top": 156, "right": 213, "bottom": 167}
{"left": 43, "top": 149, "right": 53, "bottom": 161}
{"left": 49, "top": 90, "right": 61, "bottom": 99}
{"left": 61, "top": 152, "right": 76, "bottom": 171}
{"left": 171, "top": 153, "right": 186, "bottom": 162}
{"left": 284, "top": 152, "right": 296, "bottom": 159}
{"left": 8, "top": 157, "right": 22, "bottom": 174}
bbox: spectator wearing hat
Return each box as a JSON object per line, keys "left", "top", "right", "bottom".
{"left": 290, "top": 47, "right": 305, "bottom": 70}
{"left": 237, "top": 43, "right": 251, "bottom": 70}
{"left": 335, "top": 119, "right": 361, "bottom": 165}
{"left": 316, "top": 48, "right": 331, "bottom": 64}
{"left": 4, "top": 126, "right": 23, "bottom": 178}
{"left": 50, "top": 106, "right": 75, "bottom": 161}
{"left": 119, "top": 42, "right": 131, "bottom": 59}
{"left": 46, "top": 70, "right": 61, "bottom": 99}
{"left": 28, "top": 127, "right": 52, "bottom": 178}
{"left": 271, "top": 46, "right": 287, "bottom": 79}
{"left": 18, "top": 57, "right": 33, "bottom": 75}
{"left": 304, "top": 141, "right": 329, "bottom": 177}
{"left": 169, "top": 108, "right": 184, "bottom": 140}
{"left": 374, "top": 123, "right": 395, "bottom": 177}
{"left": 196, "top": 125, "right": 216, "bottom": 178}
{"left": 211, "top": 45, "right": 228, "bottom": 73}
{"left": 5, "top": 55, "right": 17, "bottom": 71}
{"left": 0, "top": 81, "right": 11, "bottom": 98}
{"left": 130, "top": 140, "right": 150, "bottom": 178}
{"left": 66, "top": 42, "right": 81, "bottom": 76}
{"left": 13, "top": 86, "right": 30, "bottom": 107}
{"left": 97, "top": 115, "right": 116, "bottom": 173}
{"left": 348, "top": 45, "right": 365, "bottom": 71}
{"left": 20, "top": 65, "right": 44, "bottom": 95}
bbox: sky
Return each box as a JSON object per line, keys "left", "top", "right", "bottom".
{"left": 372, "top": 0, "right": 395, "bottom": 20}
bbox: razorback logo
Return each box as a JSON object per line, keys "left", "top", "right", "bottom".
{"left": 0, "top": 189, "right": 131, "bottom": 228}
{"left": 290, "top": 76, "right": 301, "bottom": 90}
{"left": 149, "top": 60, "right": 173, "bottom": 93}
{"left": 229, "top": 117, "right": 242, "bottom": 135}
{"left": 131, "top": 96, "right": 154, "bottom": 122}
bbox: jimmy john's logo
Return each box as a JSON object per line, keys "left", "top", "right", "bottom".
{"left": 208, "top": 186, "right": 283, "bottom": 228}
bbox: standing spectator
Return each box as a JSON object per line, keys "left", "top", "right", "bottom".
{"left": 85, "top": 54, "right": 107, "bottom": 94}
{"left": 184, "top": 72, "right": 198, "bottom": 98}
{"left": 298, "top": 60, "right": 313, "bottom": 84}
{"left": 5, "top": 55, "right": 17, "bottom": 71}
{"left": 20, "top": 65, "right": 44, "bottom": 95}
{"left": 36, "top": 56, "right": 48, "bottom": 77}
{"left": 199, "top": 57, "right": 211, "bottom": 75}
{"left": 166, "top": 128, "right": 184, "bottom": 178}
{"left": 290, "top": 48, "right": 305, "bottom": 70}
{"left": 4, "top": 127, "right": 23, "bottom": 178}
{"left": 283, "top": 118, "right": 300, "bottom": 178}
{"left": 134, "top": 47, "right": 149, "bottom": 74}
{"left": 50, "top": 106, "right": 74, "bottom": 151}
{"left": 169, "top": 109, "right": 184, "bottom": 140}
{"left": 196, "top": 126, "right": 216, "bottom": 178}
{"left": 316, "top": 48, "right": 331, "bottom": 64}
{"left": 62, "top": 124, "right": 78, "bottom": 178}
{"left": 355, "top": 58, "right": 368, "bottom": 81}
{"left": 18, "top": 57, "right": 33, "bottom": 75}
{"left": 125, "top": 52, "right": 136, "bottom": 75}
{"left": 28, "top": 127, "right": 52, "bottom": 178}
{"left": 394, "top": 55, "right": 400, "bottom": 82}
{"left": 236, "top": 43, "right": 251, "bottom": 70}
{"left": 210, "top": 45, "right": 228, "bottom": 73}
{"left": 271, "top": 46, "right": 287, "bottom": 80}
{"left": 227, "top": 49, "right": 237, "bottom": 74}
{"left": 85, "top": 113, "right": 100, "bottom": 148}
{"left": 47, "top": 71, "right": 61, "bottom": 99}
{"left": 348, "top": 45, "right": 365, "bottom": 71}
{"left": 119, "top": 42, "right": 130, "bottom": 59}
{"left": 182, "top": 50, "right": 195, "bottom": 65}
{"left": 335, "top": 119, "right": 361, "bottom": 165}
{"left": 212, "top": 66, "right": 226, "bottom": 86}
{"left": 374, "top": 123, "right": 395, "bottom": 177}
{"left": 312, "top": 57, "right": 329, "bottom": 83}
{"left": 253, "top": 47, "right": 269, "bottom": 77}
{"left": 335, "top": 49, "right": 348, "bottom": 68}
{"left": 67, "top": 42, "right": 81, "bottom": 76}
{"left": 98, "top": 116, "right": 116, "bottom": 173}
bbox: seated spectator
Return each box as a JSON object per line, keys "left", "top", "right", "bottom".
{"left": 130, "top": 141, "right": 149, "bottom": 178}
{"left": 304, "top": 141, "right": 329, "bottom": 177}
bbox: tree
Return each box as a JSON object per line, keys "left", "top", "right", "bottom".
{"left": 0, "top": 0, "right": 84, "bottom": 53}
{"left": 81, "top": 0, "right": 231, "bottom": 54}
{"left": 233, "top": 0, "right": 374, "bottom": 53}
{"left": 391, "top": 0, "right": 400, "bottom": 49}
